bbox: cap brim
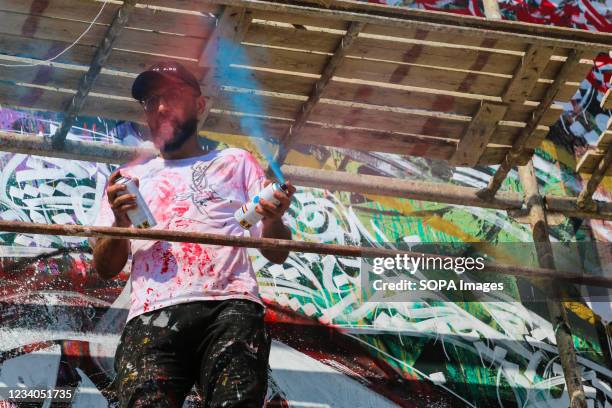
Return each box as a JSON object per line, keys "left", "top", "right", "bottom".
{"left": 131, "top": 71, "right": 182, "bottom": 101}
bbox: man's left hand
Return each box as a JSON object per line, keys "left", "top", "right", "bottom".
{"left": 256, "top": 180, "right": 296, "bottom": 225}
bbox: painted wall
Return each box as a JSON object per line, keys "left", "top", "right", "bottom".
{"left": 0, "top": 0, "right": 611, "bottom": 406}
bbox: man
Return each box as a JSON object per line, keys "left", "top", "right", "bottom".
{"left": 90, "top": 61, "right": 296, "bottom": 407}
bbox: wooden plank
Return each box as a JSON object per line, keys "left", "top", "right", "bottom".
{"left": 576, "top": 146, "right": 612, "bottom": 207}
{"left": 141, "top": 0, "right": 222, "bottom": 15}
{"left": 577, "top": 150, "right": 612, "bottom": 176}
{"left": 321, "top": 80, "right": 562, "bottom": 124}
{"left": 215, "top": 90, "right": 303, "bottom": 119}
{"left": 542, "top": 59, "right": 594, "bottom": 84}
{"left": 239, "top": 45, "right": 581, "bottom": 103}
{"left": 244, "top": 22, "right": 594, "bottom": 83}
{"left": 597, "top": 131, "right": 612, "bottom": 149}
{"left": 478, "top": 49, "right": 586, "bottom": 199}
{"left": 308, "top": 103, "right": 469, "bottom": 138}
{"left": 601, "top": 88, "right": 612, "bottom": 110}
{"left": 244, "top": 23, "right": 524, "bottom": 76}
{"left": 282, "top": 0, "right": 610, "bottom": 50}
{"left": 241, "top": 45, "right": 511, "bottom": 96}
{"left": 215, "top": 88, "right": 550, "bottom": 146}
{"left": 252, "top": 10, "right": 350, "bottom": 30}
{"left": 502, "top": 45, "right": 555, "bottom": 103}
{"left": 0, "top": 33, "right": 206, "bottom": 76}
{"left": 203, "top": 112, "right": 460, "bottom": 158}
{"left": 226, "top": 50, "right": 581, "bottom": 107}
{"left": 0, "top": 56, "right": 554, "bottom": 149}
{"left": 482, "top": 0, "right": 502, "bottom": 19}
{"left": 450, "top": 101, "right": 508, "bottom": 166}
{"left": 531, "top": 80, "right": 582, "bottom": 102}
{"left": 0, "top": 58, "right": 136, "bottom": 98}
{"left": 253, "top": 13, "right": 528, "bottom": 52}
{"left": 350, "top": 37, "right": 520, "bottom": 76}
{"left": 275, "top": 21, "right": 365, "bottom": 165}
{"left": 244, "top": 23, "right": 341, "bottom": 53}
{"left": 0, "top": 81, "right": 143, "bottom": 123}
{"left": 197, "top": 7, "right": 254, "bottom": 131}
{"left": 247, "top": 0, "right": 610, "bottom": 52}
{"left": 0, "top": 0, "right": 216, "bottom": 38}
{"left": 220, "top": 66, "right": 317, "bottom": 95}
{"left": 0, "top": 54, "right": 563, "bottom": 131}
{"left": 530, "top": 57, "right": 595, "bottom": 101}
{"left": 0, "top": 10, "right": 207, "bottom": 60}
{"left": 0, "top": 83, "right": 68, "bottom": 117}
{"left": 289, "top": 126, "right": 458, "bottom": 159}
{"left": 202, "top": 112, "right": 289, "bottom": 140}
{"left": 576, "top": 150, "right": 612, "bottom": 176}
{"left": 338, "top": 58, "right": 509, "bottom": 97}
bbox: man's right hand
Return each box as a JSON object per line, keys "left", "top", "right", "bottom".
{"left": 107, "top": 169, "right": 139, "bottom": 228}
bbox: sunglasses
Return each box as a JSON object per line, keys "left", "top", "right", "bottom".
{"left": 140, "top": 87, "right": 196, "bottom": 113}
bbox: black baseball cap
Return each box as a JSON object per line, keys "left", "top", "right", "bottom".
{"left": 131, "top": 61, "right": 202, "bottom": 102}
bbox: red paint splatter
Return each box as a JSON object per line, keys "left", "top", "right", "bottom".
{"left": 160, "top": 248, "right": 173, "bottom": 274}
{"left": 174, "top": 203, "right": 190, "bottom": 217}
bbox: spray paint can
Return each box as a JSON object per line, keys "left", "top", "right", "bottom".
{"left": 234, "top": 183, "right": 288, "bottom": 229}
{"left": 115, "top": 176, "right": 157, "bottom": 229}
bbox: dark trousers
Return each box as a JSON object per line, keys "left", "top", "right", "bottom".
{"left": 112, "top": 299, "right": 271, "bottom": 408}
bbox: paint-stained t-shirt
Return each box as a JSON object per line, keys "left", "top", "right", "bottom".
{"left": 89, "top": 148, "right": 269, "bottom": 322}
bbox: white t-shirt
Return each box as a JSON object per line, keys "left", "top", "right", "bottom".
{"left": 90, "top": 148, "right": 270, "bottom": 322}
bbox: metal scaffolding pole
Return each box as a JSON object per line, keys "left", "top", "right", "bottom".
{"left": 1, "top": 220, "right": 611, "bottom": 288}
{"left": 518, "top": 160, "right": 587, "bottom": 408}
{"left": 1, "top": 131, "right": 611, "bottom": 220}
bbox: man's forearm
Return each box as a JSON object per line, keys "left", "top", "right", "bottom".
{"left": 92, "top": 224, "right": 130, "bottom": 279}
{"left": 261, "top": 219, "right": 291, "bottom": 264}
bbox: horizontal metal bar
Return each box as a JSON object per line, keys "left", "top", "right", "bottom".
{"left": 0, "top": 220, "right": 610, "bottom": 288}
{"left": 281, "top": 165, "right": 612, "bottom": 221}
{"left": 0, "top": 131, "right": 610, "bottom": 220}
{"left": 0, "top": 130, "right": 156, "bottom": 164}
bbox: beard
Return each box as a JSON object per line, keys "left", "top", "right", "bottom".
{"left": 155, "top": 116, "right": 198, "bottom": 153}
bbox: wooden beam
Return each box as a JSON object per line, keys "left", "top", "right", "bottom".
{"left": 197, "top": 6, "right": 253, "bottom": 130}
{"left": 502, "top": 44, "right": 555, "bottom": 103}
{"left": 601, "top": 87, "right": 612, "bottom": 110}
{"left": 0, "top": 9, "right": 205, "bottom": 61}
{"left": 576, "top": 146, "right": 612, "bottom": 210}
{"left": 0, "top": 81, "right": 144, "bottom": 124}
{"left": 51, "top": 0, "right": 138, "bottom": 149}
{"left": 482, "top": 0, "right": 502, "bottom": 19}
{"left": 0, "top": 0, "right": 217, "bottom": 38}
{"left": 449, "top": 101, "right": 507, "bottom": 166}
{"left": 1, "top": 219, "right": 611, "bottom": 288}
{"left": 518, "top": 161, "right": 587, "bottom": 408}
{"left": 477, "top": 49, "right": 586, "bottom": 200}
{"left": 577, "top": 151, "right": 612, "bottom": 176}
{"left": 212, "top": 0, "right": 611, "bottom": 51}
{"left": 273, "top": 21, "right": 366, "bottom": 166}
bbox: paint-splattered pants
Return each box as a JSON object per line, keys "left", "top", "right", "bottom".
{"left": 112, "top": 299, "right": 271, "bottom": 408}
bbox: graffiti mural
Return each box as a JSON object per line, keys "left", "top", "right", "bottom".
{"left": 0, "top": 100, "right": 610, "bottom": 407}
{"left": 1, "top": 0, "right": 611, "bottom": 407}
